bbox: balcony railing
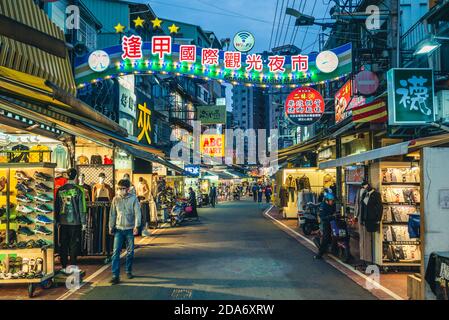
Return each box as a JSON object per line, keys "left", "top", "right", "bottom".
{"left": 401, "top": 18, "right": 429, "bottom": 52}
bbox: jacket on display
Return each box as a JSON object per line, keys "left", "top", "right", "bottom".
{"left": 285, "top": 176, "right": 296, "bottom": 189}
{"left": 361, "top": 190, "right": 383, "bottom": 232}
{"left": 55, "top": 183, "right": 87, "bottom": 226}
{"left": 279, "top": 186, "right": 289, "bottom": 207}
{"left": 296, "top": 175, "right": 311, "bottom": 191}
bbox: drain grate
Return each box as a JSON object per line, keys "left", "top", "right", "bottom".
{"left": 171, "top": 288, "right": 193, "bottom": 300}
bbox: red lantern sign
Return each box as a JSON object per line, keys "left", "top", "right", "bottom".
{"left": 285, "top": 87, "right": 325, "bottom": 126}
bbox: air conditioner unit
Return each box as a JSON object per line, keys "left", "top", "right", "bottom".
{"left": 437, "top": 90, "right": 449, "bottom": 123}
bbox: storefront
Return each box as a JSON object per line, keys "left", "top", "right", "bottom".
{"left": 274, "top": 167, "right": 337, "bottom": 219}
{"left": 319, "top": 133, "right": 449, "bottom": 299}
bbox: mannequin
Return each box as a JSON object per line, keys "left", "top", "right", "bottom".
{"left": 356, "top": 180, "right": 383, "bottom": 263}
{"left": 92, "top": 173, "right": 113, "bottom": 201}
{"left": 286, "top": 175, "right": 296, "bottom": 202}
{"left": 78, "top": 173, "right": 91, "bottom": 202}
{"left": 123, "top": 173, "right": 136, "bottom": 195}
{"left": 137, "top": 177, "right": 150, "bottom": 201}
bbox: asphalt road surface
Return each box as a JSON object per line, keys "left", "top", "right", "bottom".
{"left": 77, "top": 199, "right": 376, "bottom": 300}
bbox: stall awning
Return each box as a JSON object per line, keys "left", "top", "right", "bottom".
{"left": 0, "top": 66, "right": 127, "bottom": 136}
{"left": 319, "top": 133, "right": 449, "bottom": 169}
{"left": 111, "top": 140, "right": 183, "bottom": 173}
{"left": 205, "top": 171, "right": 235, "bottom": 180}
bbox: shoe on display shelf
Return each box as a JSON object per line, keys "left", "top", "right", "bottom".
{"left": 18, "top": 226, "right": 35, "bottom": 236}
{"left": 34, "top": 225, "right": 52, "bottom": 236}
{"left": 35, "top": 193, "right": 53, "bottom": 203}
{"left": 34, "top": 204, "right": 52, "bottom": 214}
{"left": 16, "top": 215, "right": 34, "bottom": 225}
{"left": 16, "top": 182, "right": 33, "bottom": 193}
{"left": 15, "top": 171, "right": 32, "bottom": 181}
{"left": 35, "top": 182, "right": 52, "bottom": 193}
{"left": 33, "top": 172, "right": 52, "bottom": 182}
{"left": 17, "top": 194, "right": 33, "bottom": 203}
{"left": 17, "top": 205, "right": 34, "bottom": 214}
{"left": 35, "top": 214, "right": 53, "bottom": 225}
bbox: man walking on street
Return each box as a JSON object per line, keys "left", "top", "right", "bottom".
{"left": 109, "top": 179, "right": 142, "bottom": 284}
{"left": 209, "top": 184, "right": 217, "bottom": 207}
{"left": 252, "top": 183, "right": 258, "bottom": 202}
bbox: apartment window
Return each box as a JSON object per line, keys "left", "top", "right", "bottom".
{"left": 242, "top": 113, "right": 247, "bottom": 117}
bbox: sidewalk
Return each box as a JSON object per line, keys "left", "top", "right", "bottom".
{"left": 264, "top": 205, "right": 409, "bottom": 300}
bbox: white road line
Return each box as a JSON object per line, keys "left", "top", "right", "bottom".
{"left": 262, "top": 205, "right": 403, "bottom": 301}
{"left": 56, "top": 226, "right": 167, "bottom": 300}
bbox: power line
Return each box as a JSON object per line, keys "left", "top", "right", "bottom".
{"left": 275, "top": 0, "right": 289, "bottom": 48}
{"left": 300, "top": 0, "right": 318, "bottom": 49}
{"left": 290, "top": 0, "right": 307, "bottom": 48}
{"left": 282, "top": 0, "right": 296, "bottom": 46}
{"left": 269, "top": 0, "right": 280, "bottom": 51}
{"left": 273, "top": 0, "right": 285, "bottom": 49}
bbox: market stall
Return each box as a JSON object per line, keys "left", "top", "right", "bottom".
{"left": 274, "top": 168, "right": 337, "bottom": 218}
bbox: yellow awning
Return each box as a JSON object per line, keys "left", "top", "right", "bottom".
{"left": 0, "top": 67, "right": 69, "bottom": 108}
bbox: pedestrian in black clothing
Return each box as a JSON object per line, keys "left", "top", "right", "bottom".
{"left": 257, "top": 185, "right": 263, "bottom": 203}
{"left": 314, "top": 191, "right": 336, "bottom": 259}
{"left": 188, "top": 187, "right": 199, "bottom": 220}
{"left": 209, "top": 184, "right": 217, "bottom": 207}
{"left": 265, "top": 185, "right": 272, "bottom": 203}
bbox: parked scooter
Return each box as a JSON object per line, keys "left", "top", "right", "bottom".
{"left": 329, "top": 214, "right": 351, "bottom": 262}
{"left": 302, "top": 202, "right": 320, "bottom": 235}
{"left": 170, "top": 199, "right": 188, "bottom": 227}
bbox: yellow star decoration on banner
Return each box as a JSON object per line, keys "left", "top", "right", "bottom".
{"left": 151, "top": 17, "right": 162, "bottom": 29}
{"left": 133, "top": 16, "right": 145, "bottom": 28}
{"left": 114, "top": 23, "right": 125, "bottom": 33}
{"left": 168, "top": 23, "right": 180, "bottom": 34}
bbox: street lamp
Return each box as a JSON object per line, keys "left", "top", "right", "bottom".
{"left": 286, "top": 7, "right": 335, "bottom": 29}
{"left": 414, "top": 36, "right": 449, "bottom": 55}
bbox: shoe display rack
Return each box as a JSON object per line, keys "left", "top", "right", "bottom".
{"left": 370, "top": 162, "right": 422, "bottom": 270}
{"left": 0, "top": 163, "right": 56, "bottom": 297}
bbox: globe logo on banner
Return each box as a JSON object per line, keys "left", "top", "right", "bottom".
{"left": 88, "top": 50, "right": 110, "bottom": 73}
{"left": 233, "top": 31, "right": 255, "bottom": 52}
{"left": 285, "top": 87, "right": 325, "bottom": 126}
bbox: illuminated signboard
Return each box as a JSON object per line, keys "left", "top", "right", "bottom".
{"left": 200, "top": 134, "right": 224, "bottom": 157}
{"left": 74, "top": 38, "right": 352, "bottom": 88}
{"left": 285, "top": 87, "right": 325, "bottom": 126}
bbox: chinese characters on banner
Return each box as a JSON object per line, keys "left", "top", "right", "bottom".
{"left": 335, "top": 80, "right": 352, "bottom": 124}
{"left": 137, "top": 102, "right": 152, "bottom": 145}
{"left": 122, "top": 36, "right": 310, "bottom": 73}
{"left": 285, "top": 87, "right": 325, "bottom": 125}
{"left": 197, "top": 105, "right": 227, "bottom": 124}
{"left": 200, "top": 134, "right": 225, "bottom": 157}
{"left": 387, "top": 68, "right": 435, "bottom": 125}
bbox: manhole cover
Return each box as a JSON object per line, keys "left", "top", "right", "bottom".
{"left": 171, "top": 288, "right": 193, "bottom": 300}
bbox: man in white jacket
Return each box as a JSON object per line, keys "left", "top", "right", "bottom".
{"left": 109, "top": 179, "right": 141, "bottom": 284}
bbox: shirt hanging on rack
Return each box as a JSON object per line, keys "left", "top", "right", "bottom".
{"left": 77, "top": 155, "right": 89, "bottom": 165}
{"left": 52, "top": 145, "right": 68, "bottom": 168}
{"left": 91, "top": 155, "right": 102, "bottom": 165}
{"left": 10, "top": 144, "right": 29, "bottom": 163}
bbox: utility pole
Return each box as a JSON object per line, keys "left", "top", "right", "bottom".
{"left": 387, "top": 0, "right": 401, "bottom": 68}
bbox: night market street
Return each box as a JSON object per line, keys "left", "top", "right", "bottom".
{"left": 59, "top": 199, "right": 375, "bottom": 300}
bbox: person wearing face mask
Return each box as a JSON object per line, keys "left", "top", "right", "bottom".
{"left": 109, "top": 179, "right": 141, "bottom": 284}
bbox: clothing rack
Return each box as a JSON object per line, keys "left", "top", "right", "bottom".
{"left": 81, "top": 201, "right": 112, "bottom": 260}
